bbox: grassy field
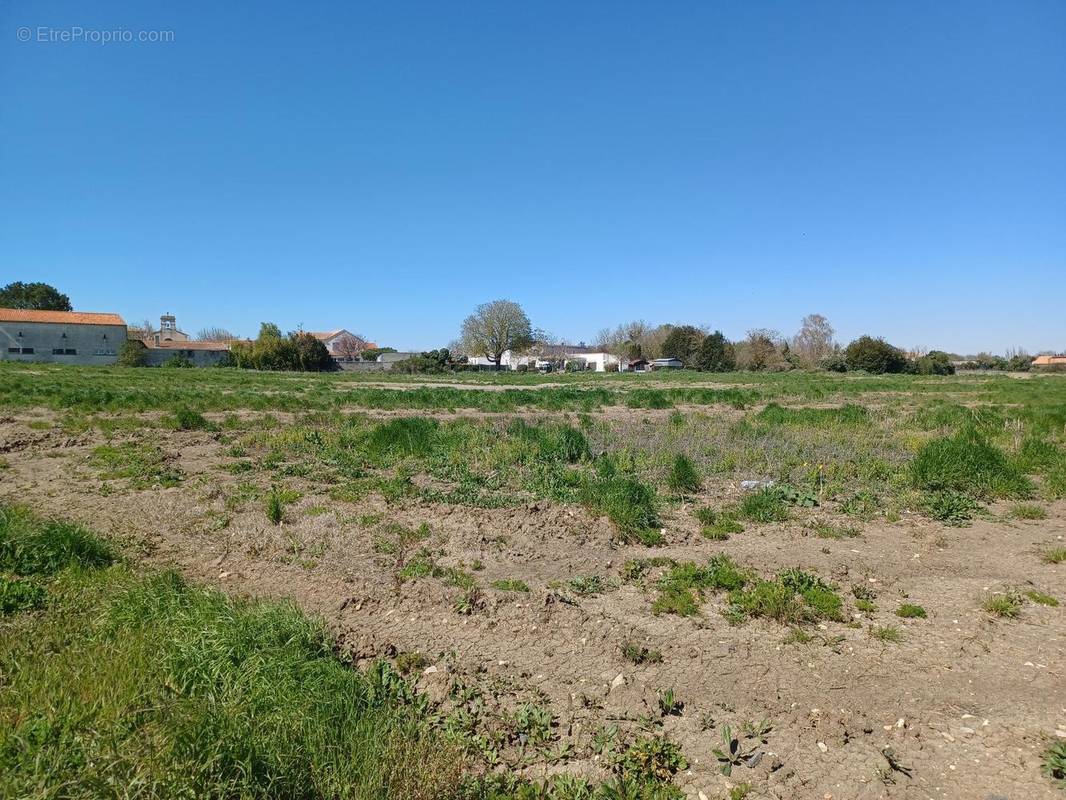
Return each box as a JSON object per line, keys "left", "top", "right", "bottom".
{"left": 1, "top": 363, "right": 1065, "bottom": 797}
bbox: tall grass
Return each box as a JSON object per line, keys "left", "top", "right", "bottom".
{"left": 0, "top": 505, "right": 463, "bottom": 800}
{"left": 910, "top": 430, "right": 1032, "bottom": 499}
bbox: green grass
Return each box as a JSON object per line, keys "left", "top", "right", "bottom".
{"left": 869, "top": 625, "right": 903, "bottom": 643}
{"left": 911, "top": 431, "right": 1033, "bottom": 499}
{"left": 579, "top": 468, "right": 662, "bottom": 545}
{"left": 0, "top": 576, "right": 46, "bottom": 615}
{"left": 1043, "top": 740, "right": 1066, "bottom": 787}
{"left": 666, "top": 453, "right": 701, "bottom": 494}
{"left": 0, "top": 505, "right": 117, "bottom": 575}
{"left": 1025, "top": 590, "right": 1058, "bottom": 607}
{"left": 1043, "top": 547, "right": 1066, "bottom": 565}
{"left": 895, "top": 603, "right": 927, "bottom": 619}
{"left": 738, "top": 488, "right": 789, "bottom": 523}
{"left": 756, "top": 402, "right": 869, "bottom": 427}
{"left": 0, "top": 505, "right": 463, "bottom": 800}
{"left": 490, "top": 578, "right": 530, "bottom": 593}
{"left": 1009, "top": 503, "right": 1048, "bottom": 520}
{"left": 90, "top": 442, "right": 184, "bottom": 488}
{"left": 982, "top": 592, "right": 1024, "bottom": 618}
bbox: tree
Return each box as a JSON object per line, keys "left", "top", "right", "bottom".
{"left": 0, "top": 282, "right": 72, "bottom": 311}
{"left": 791, "top": 314, "right": 836, "bottom": 369}
{"left": 258, "top": 322, "right": 283, "bottom": 340}
{"left": 126, "top": 318, "right": 156, "bottom": 345}
{"left": 660, "top": 325, "right": 704, "bottom": 364}
{"left": 743, "top": 329, "right": 784, "bottom": 371}
{"left": 844, "top": 336, "right": 908, "bottom": 374}
{"left": 694, "top": 331, "right": 736, "bottom": 372}
{"left": 230, "top": 323, "right": 337, "bottom": 372}
{"left": 291, "top": 332, "right": 336, "bottom": 372}
{"left": 196, "top": 327, "right": 238, "bottom": 342}
{"left": 460, "top": 300, "right": 533, "bottom": 365}
{"left": 334, "top": 333, "right": 368, "bottom": 361}
{"left": 116, "top": 340, "right": 148, "bottom": 367}
{"left": 912, "top": 350, "right": 955, "bottom": 375}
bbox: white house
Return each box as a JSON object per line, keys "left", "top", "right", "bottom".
{"left": 466, "top": 348, "right": 621, "bottom": 372}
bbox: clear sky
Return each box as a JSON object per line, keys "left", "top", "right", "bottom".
{"left": 2, "top": 1, "right": 1063, "bottom": 354}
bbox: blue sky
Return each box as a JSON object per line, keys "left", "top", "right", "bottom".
{"left": 2, "top": 1, "right": 1063, "bottom": 354}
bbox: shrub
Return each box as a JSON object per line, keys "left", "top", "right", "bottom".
{"left": 162, "top": 353, "right": 194, "bottom": 368}
{"left": 844, "top": 336, "right": 908, "bottom": 374}
{"left": 911, "top": 431, "right": 1032, "bottom": 499}
{"left": 116, "top": 340, "right": 148, "bottom": 367}
{"left": 666, "top": 454, "right": 701, "bottom": 494}
{"left": 912, "top": 351, "right": 955, "bottom": 375}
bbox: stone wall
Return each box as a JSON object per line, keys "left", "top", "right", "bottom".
{"left": 0, "top": 321, "right": 127, "bottom": 365}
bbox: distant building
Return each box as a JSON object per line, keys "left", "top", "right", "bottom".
{"left": 310, "top": 329, "right": 377, "bottom": 359}
{"left": 1031, "top": 354, "right": 1066, "bottom": 368}
{"left": 649, "top": 357, "right": 684, "bottom": 370}
{"left": 153, "top": 313, "right": 189, "bottom": 345}
{"left": 0, "top": 308, "right": 127, "bottom": 365}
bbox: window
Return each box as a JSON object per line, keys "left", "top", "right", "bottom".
{"left": 21, "top": 348, "right": 34, "bottom": 354}
{"left": 65, "top": 348, "right": 77, "bottom": 355}
{"left": 102, "top": 334, "right": 108, "bottom": 340}
{"left": 53, "top": 348, "right": 64, "bottom": 355}
{"left": 7, "top": 347, "right": 19, "bottom": 353}
{"left": 53, "top": 348, "right": 77, "bottom": 355}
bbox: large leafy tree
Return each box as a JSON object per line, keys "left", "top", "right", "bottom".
{"left": 844, "top": 335, "right": 908, "bottom": 374}
{"left": 694, "top": 331, "right": 736, "bottom": 372}
{"left": 460, "top": 300, "right": 533, "bottom": 364}
{"left": 0, "top": 281, "right": 72, "bottom": 311}
{"left": 660, "top": 325, "right": 704, "bottom": 364}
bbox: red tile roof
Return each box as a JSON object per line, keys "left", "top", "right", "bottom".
{"left": 0, "top": 308, "right": 126, "bottom": 326}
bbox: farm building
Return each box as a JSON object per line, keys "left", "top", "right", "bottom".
{"left": 1032, "top": 354, "right": 1066, "bottom": 368}
{"left": 0, "top": 308, "right": 127, "bottom": 365}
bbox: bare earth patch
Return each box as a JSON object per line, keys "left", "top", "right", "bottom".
{"left": 2, "top": 410, "right": 1064, "bottom": 799}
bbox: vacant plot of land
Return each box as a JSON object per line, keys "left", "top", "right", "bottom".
{"left": 1, "top": 363, "right": 1064, "bottom": 799}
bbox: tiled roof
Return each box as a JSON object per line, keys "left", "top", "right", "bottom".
{"left": 1032, "top": 355, "right": 1066, "bottom": 365}
{"left": 0, "top": 308, "right": 126, "bottom": 326}
{"left": 310, "top": 330, "right": 345, "bottom": 341}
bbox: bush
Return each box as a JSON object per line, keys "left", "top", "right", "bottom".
{"left": 666, "top": 454, "right": 701, "bottom": 494}
{"left": 230, "top": 325, "right": 337, "bottom": 372}
{"left": 911, "top": 431, "right": 1032, "bottom": 499}
{"left": 116, "top": 340, "right": 148, "bottom": 367}
{"left": 912, "top": 351, "right": 955, "bottom": 375}
{"left": 844, "top": 336, "right": 908, "bottom": 374}
{"left": 162, "top": 353, "right": 194, "bottom": 368}
{"left": 820, "top": 351, "right": 848, "bottom": 372}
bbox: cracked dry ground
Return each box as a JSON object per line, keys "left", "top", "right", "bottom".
{"left": 1, "top": 414, "right": 1063, "bottom": 800}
